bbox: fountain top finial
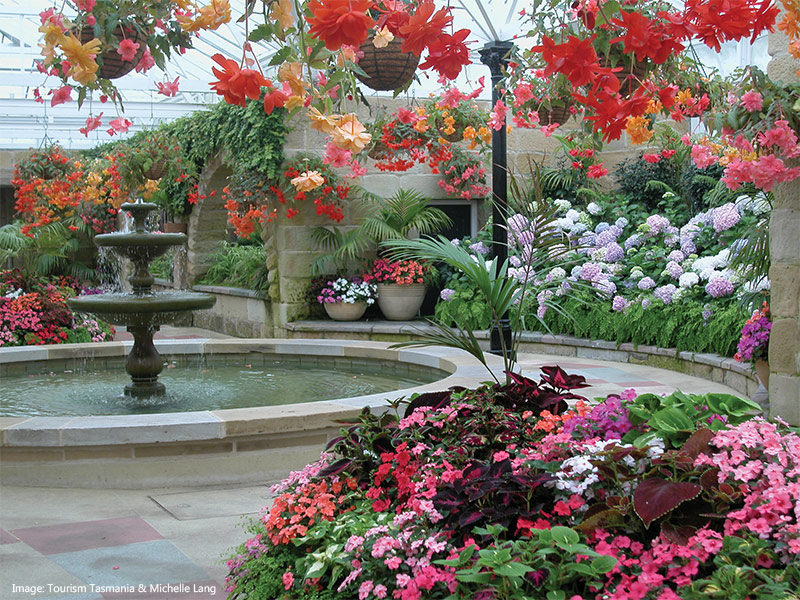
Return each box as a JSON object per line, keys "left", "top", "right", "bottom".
{"left": 120, "top": 199, "right": 159, "bottom": 234}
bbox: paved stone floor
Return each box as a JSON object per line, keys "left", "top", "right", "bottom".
{"left": 1, "top": 327, "right": 744, "bottom": 599}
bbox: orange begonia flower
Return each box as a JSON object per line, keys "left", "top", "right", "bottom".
{"left": 291, "top": 171, "right": 325, "bottom": 192}
{"left": 331, "top": 114, "right": 371, "bottom": 153}
{"left": 210, "top": 53, "right": 267, "bottom": 107}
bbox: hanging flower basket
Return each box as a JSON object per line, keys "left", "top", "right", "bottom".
{"left": 79, "top": 26, "right": 146, "bottom": 80}
{"left": 537, "top": 103, "right": 573, "bottom": 126}
{"left": 356, "top": 39, "right": 420, "bottom": 91}
{"left": 614, "top": 61, "right": 649, "bottom": 96}
{"left": 143, "top": 158, "right": 169, "bottom": 181}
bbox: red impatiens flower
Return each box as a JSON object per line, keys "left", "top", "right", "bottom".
{"left": 307, "top": 0, "right": 376, "bottom": 51}
{"left": 418, "top": 28, "right": 471, "bottom": 80}
{"left": 209, "top": 53, "right": 268, "bottom": 107}
{"left": 399, "top": 0, "right": 453, "bottom": 56}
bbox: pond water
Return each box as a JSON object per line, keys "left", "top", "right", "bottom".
{"left": 0, "top": 354, "right": 439, "bottom": 417}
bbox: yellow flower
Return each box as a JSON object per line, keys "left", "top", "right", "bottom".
{"left": 676, "top": 89, "right": 694, "bottom": 105}
{"left": 477, "top": 126, "right": 491, "bottom": 143}
{"left": 284, "top": 95, "right": 305, "bottom": 110}
{"left": 59, "top": 33, "right": 100, "bottom": 72}
{"left": 272, "top": 0, "right": 294, "bottom": 31}
{"left": 278, "top": 62, "right": 307, "bottom": 97}
{"left": 40, "top": 43, "right": 57, "bottom": 66}
{"left": 307, "top": 107, "right": 340, "bottom": 133}
{"left": 413, "top": 118, "right": 429, "bottom": 133}
{"left": 179, "top": 0, "right": 230, "bottom": 31}
{"left": 645, "top": 99, "right": 662, "bottom": 114}
{"left": 39, "top": 22, "right": 65, "bottom": 47}
{"left": 291, "top": 170, "right": 324, "bottom": 192}
{"left": 463, "top": 126, "right": 477, "bottom": 140}
{"left": 625, "top": 115, "right": 653, "bottom": 145}
{"left": 372, "top": 26, "right": 394, "bottom": 48}
{"left": 142, "top": 179, "right": 160, "bottom": 199}
{"left": 330, "top": 114, "right": 371, "bottom": 153}
{"left": 71, "top": 64, "right": 99, "bottom": 85}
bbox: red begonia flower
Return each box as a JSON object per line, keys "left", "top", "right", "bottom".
{"left": 418, "top": 29, "right": 471, "bottom": 80}
{"left": 209, "top": 53, "right": 268, "bottom": 107}
{"left": 399, "top": 1, "right": 453, "bottom": 56}
{"left": 307, "top": 0, "right": 376, "bottom": 51}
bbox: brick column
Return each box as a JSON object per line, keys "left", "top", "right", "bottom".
{"left": 767, "top": 27, "right": 800, "bottom": 425}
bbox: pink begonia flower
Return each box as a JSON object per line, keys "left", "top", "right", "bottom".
{"left": 49, "top": 85, "right": 72, "bottom": 107}
{"left": 33, "top": 88, "right": 44, "bottom": 104}
{"left": 281, "top": 571, "right": 294, "bottom": 590}
{"left": 75, "top": 0, "right": 96, "bottom": 11}
{"left": 541, "top": 122, "right": 559, "bottom": 137}
{"left": 464, "top": 76, "right": 485, "bottom": 99}
{"left": 86, "top": 15, "right": 96, "bottom": 26}
{"left": 438, "top": 86, "right": 464, "bottom": 108}
{"left": 155, "top": 76, "right": 180, "bottom": 97}
{"left": 740, "top": 90, "right": 763, "bottom": 112}
{"left": 106, "top": 117, "right": 132, "bottom": 136}
{"left": 347, "top": 160, "right": 367, "bottom": 178}
{"left": 512, "top": 82, "right": 533, "bottom": 107}
{"left": 488, "top": 99, "right": 508, "bottom": 131}
{"left": 135, "top": 47, "right": 155, "bottom": 73}
{"left": 758, "top": 120, "right": 800, "bottom": 157}
{"left": 642, "top": 153, "right": 660, "bottom": 163}
{"left": 691, "top": 144, "right": 717, "bottom": 169}
{"left": 79, "top": 112, "right": 103, "bottom": 136}
{"left": 117, "top": 38, "right": 140, "bottom": 62}
{"left": 323, "top": 141, "right": 352, "bottom": 168}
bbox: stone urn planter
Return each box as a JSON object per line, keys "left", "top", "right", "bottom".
{"left": 376, "top": 283, "right": 426, "bottom": 321}
{"left": 324, "top": 301, "right": 368, "bottom": 322}
{"left": 755, "top": 359, "right": 770, "bottom": 391}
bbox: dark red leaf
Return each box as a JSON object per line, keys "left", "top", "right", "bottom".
{"left": 660, "top": 521, "right": 696, "bottom": 545}
{"left": 633, "top": 478, "right": 702, "bottom": 528}
{"left": 540, "top": 366, "right": 590, "bottom": 390}
{"left": 681, "top": 427, "right": 715, "bottom": 461}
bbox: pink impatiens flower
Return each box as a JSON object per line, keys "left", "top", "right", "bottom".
{"left": 79, "top": 112, "right": 103, "bottom": 136}
{"left": 155, "top": 76, "right": 180, "bottom": 97}
{"left": 49, "top": 85, "right": 72, "bottom": 107}
{"left": 282, "top": 571, "right": 294, "bottom": 590}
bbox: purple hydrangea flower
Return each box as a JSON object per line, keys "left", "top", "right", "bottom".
{"left": 638, "top": 277, "right": 656, "bottom": 290}
{"left": 666, "top": 261, "right": 683, "bottom": 279}
{"left": 595, "top": 229, "right": 618, "bottom": 247}
{"left": 611, "top": 295, "right": 629, "bottom": 312}
{"left": 615, "top": 217, "right": 629, "bottom": 229}
{"left": 440, "top": 288, "right": 456, "bottom": 301}
{"left": 681, "top": 239, "right": 697, "bottom": 255}
{"left": 642, "top": 298, "right": 652, "bottom": 309}
{"left": 705, "top": 276, "right": 734, "bottom": 298}
{"left": 604, "top": 242, "right": 624, "bottom": 263}
{"left": 654, "top": 284, "right": 677, "bottom": 304}
{"left": 595, "top": 222, "right": 611, "bottom": 233}
{"left": 645, "top": 215, "right": 670, "bottom": 235}
{"left": 469, "top": 241, "right": 490, "bottom": 255}
{"left": 624, "top": 234, "right": 642, "bottom": 250}
{"left": 712, "top": 203, "right": 741, "bottom": 233}
{"left": 580, "top": 262, "right": 603, "bottom": 281}
{"left": 594, "top": 279, "right": 617, "bottom": 296}
{"left": 667, "top": 250, "right": 685, "bottom": 262}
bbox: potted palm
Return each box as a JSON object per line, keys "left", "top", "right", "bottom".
{"left": 357, "top": 189, "right": 451, "bottom": 320}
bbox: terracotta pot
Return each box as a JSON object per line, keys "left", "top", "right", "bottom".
{"left": 356, "top": 39, "right": 420, "bottom": 91}
{"left": 755, "top": 359, "right": 770, "bottom": 391}
{"left": 143, "top": 158, "right": 168, "bottom": 180}
{"left": 376, "top": 283, "right": 426, "bottom": 321}
{"left": 324, "top": 301, "right": 368, "bottom": 321}
{"left": 162, "top": 222, "right": 187, "bottom": 234}
{"left": 79, "top": 26, "right": 146, "bottom": 80}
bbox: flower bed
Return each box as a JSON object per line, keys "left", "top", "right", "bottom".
{"left": 0, "top": 270, "right": 114, "bottom": 347}
{"left": 436, "top": 193, "right": 769, "bottom": 357}
{"left": 226, "top": 368, "right": 797, "bottom": 599}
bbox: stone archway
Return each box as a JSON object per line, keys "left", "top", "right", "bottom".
{"left": 176, "top": 149, "right": 233, "bottom": 289}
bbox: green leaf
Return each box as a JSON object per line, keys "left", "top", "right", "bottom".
{"left": 456, "top": 570, "right": 493, "bottom": 584}
{"left": 494, "top": 562, "right": 535, "bottom": 577}
{"left": 595, "top": 1, "right": 621, "bottom": 24}
{"left": 249, "top": 23, "right": 275, "bottom": 42}
{"left": 591, "top": 555, "right": 618, "bottom": 574}
{"left": 546, "top": 590, "right": 566, "bottom": 600}
{"left": 650, "top": 406, "right": 695, "bottom": 432}
{"left": 305, "top": 560, "right": 327, "bottom": 579}
{"left": 549, "top": 526, "right": 580, "bottom": 547}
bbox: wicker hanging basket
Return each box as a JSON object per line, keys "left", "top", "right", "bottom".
{"left": 614, "top": 61, "right": 648, "bottom": 96}
{"left": 537, "top": 104, "right": 574, "bottom": 126}
{"left": 143, "top": 158, "right": 168, "bottom": 181}
{"left": 79, "top": 26, "right": 146, "bottom": 80}
{"left": 356, "top": 39, "right": 420, "bottom": 91}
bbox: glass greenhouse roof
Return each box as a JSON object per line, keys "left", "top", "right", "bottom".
{"left": 0, "top": 0, "right": 768, "bottom": 150}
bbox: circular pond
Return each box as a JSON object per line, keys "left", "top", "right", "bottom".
{"left": 0, "top": 352, "right": 441, "bottom": 417}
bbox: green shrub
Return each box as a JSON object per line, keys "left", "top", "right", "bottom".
{"left": 198, "top": 242, "right": 269, "bottom": 292}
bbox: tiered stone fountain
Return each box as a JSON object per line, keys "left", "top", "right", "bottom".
{"left": 68, "top": 200, "right": 215, "bottom": 398}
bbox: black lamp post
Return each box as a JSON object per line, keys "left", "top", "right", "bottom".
{"left": 478, "top": 40, "right": 513, "bottom": 357}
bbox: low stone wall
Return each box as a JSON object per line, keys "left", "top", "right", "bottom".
{"left": 285, "top": 320, "right": 760, "bottom": 398}
{"left": 190, "top": 284, "right": 274, "bottom": 338}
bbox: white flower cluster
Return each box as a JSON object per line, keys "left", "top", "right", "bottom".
{"left": 329, "top": 278, "right": 377, "bottom": 305}
{"left": 3, "top": 287, "right": 24, "bottom": 299}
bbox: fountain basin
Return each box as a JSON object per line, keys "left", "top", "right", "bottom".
{"left": 68, "top": 291, "right": 216, "bottom": 325}
{"left": 0, "top": 339, "right": 504, "bottom": 488}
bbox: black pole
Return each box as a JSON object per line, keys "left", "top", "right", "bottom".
{"left": 479, "top": 40, "right": 513, "bottom": 358}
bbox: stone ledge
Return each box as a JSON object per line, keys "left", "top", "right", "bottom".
{"left": 193, "top": 284, "right": 268, "bottom": 299}
{"left": 286, "top": 321, "right": 758, "bottom": 396}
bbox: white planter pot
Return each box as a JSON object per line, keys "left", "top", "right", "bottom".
{"left": 376, "top": 283, "right": 426, "bottom": 321}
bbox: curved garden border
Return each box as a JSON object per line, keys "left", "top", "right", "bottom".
{"left": 284, "top": 321, "right": 760, "bottom": 399}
